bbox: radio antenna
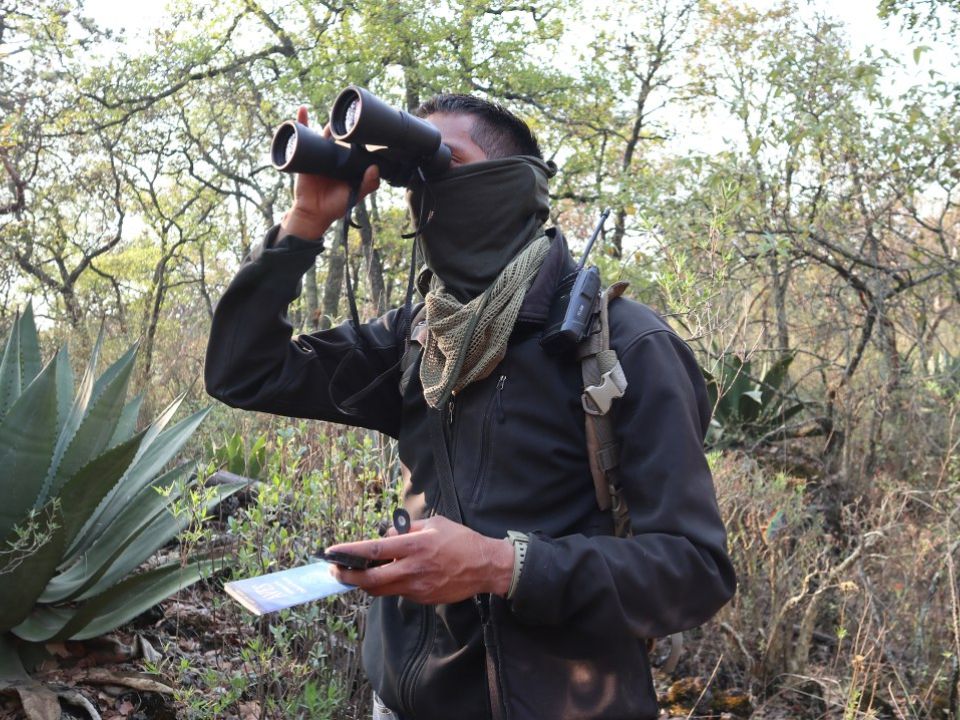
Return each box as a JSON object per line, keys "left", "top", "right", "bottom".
{"left": 577, "top": 207, "right": 612, "bottom": 270}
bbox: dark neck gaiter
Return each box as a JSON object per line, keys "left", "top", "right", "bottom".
{"left": 407, "top": 155, "right": 556, "bottom": 301}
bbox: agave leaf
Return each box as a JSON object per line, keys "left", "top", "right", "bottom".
{"left": 776, "top": 403, "right": 806, "bottom": 425}
{"left": 133, "top": 394, "right": 185, "bottom": 461}
{"left": 88, "top": 341, "right": 138, "bottom": 408}
{"left": 0, "top": 311, "right": 21, "bottom": 418}
{"left": 0, "top": 355, "right": 60, "bottom": 539}
{"left": 738, "top": 389, "right": 763, "bottom": 424}
{"left": 9, "top": 607, "right": 74, "bottom": 643}
{"left": 0, "top": 633, "right": 29, "bottom": 680}
{"left": 40, "top": 463, "right": 192, "bottom": 604}
{"left": 109, "top": 393, "right": 143, "bottom": 448}
{"left": 69, "top": 398, "right": 191, "bottom": 556}
{"left": 230, "top": 433, "right": 246, "bottom": 475}
{"left": 43, "top": 345, "right": 137, "bottom": 502}
{"left": 759, "top": 353, "right": 794, "bottom": 406}
{"left": 42, "top": 330, "right": 112, "bottom": 498}
{"left": 716, "top": 353, "right": 743, "bottom": 392}
{"left": 0, "top": 505, "right": 66, "bottom": 633}
{"left": 248, "top": 435, "right": 267, "bottom": 479}
{"left": 54, "top": 560, "right": 214, "bottom": 642}
{"left": 722, "top": 355, "right": 754, "bottom": 417}
{"left": 75, "top": 506, "right": 187, "bottom": 602}
{"left": 18, "top": 303, "right": 42, "bottom": 390}
{"left": 48, "top": 328, "right": 102, "bottom": 489}
{"left": 78, "top": 406, "right": 211, "bottom": 553}
{"left": 53, "top": 431, "right": 146, "bottom": 553}
{"left": 76, "top": 479, "right": 245, "bottom": 601}
{"left": 54, "top": 345, "right": 74, "bottom": 433}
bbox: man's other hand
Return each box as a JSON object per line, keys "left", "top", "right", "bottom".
{"left": 325, "top": 516, "right": 514, "bottom": 605}
{"left": 280, "top": 105, "right": 381, "bottom": 241}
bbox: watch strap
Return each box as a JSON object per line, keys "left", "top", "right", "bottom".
{"left": 506, "top": 531, "right": 529, "bottom": 599}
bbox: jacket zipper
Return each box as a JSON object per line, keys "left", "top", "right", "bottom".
{"left": 397, "top": 604, "right": 433, "bottom": 716}
{"left": 446, "top": 395, "right": 461, "bottom": 467}
{"left": 477, "top": 594, "right": 508, "bottom": 720}
{"left": 471, "top": 376, "right": 507, "bottom": 504}
{"left": 401, "top": 399, "right": 452, "bottom": 712}
{"left": 495, "top": 375, "right": 506, "bottom": 423}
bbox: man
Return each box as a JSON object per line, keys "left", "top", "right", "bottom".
{"left": 206, "top": 94, "right": 735, "bottom": 720}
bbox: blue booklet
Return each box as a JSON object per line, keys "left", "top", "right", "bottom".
{"left": 224, "top": 561, "right": 355, "bottom": 615}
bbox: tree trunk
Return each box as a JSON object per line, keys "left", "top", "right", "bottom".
{"left": 769, "top": 253, "right": 790, "bottom": 353}
{"left": 611, "top": 208, "right": 626, "bottom": 260}
{"left": 320, "top": 220, "right": 345, "bottom": 330}
{"left": 303, "top": 254, "right": 319, "bottom": 330}
{"left": 140, "top": 280, "right": 165, "bottom": 386}
{"left": 61, "top": 285, "right": 83, "bottom": 329}
{"left": 355, "top": 199, "right": 386, "bottom": 316}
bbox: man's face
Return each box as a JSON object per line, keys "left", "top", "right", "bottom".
{"left": 425, "top": 113, "right": 488, "bottom": 168}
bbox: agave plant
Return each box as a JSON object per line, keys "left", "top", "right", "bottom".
{"left": 208, "top": 431, "right": 267, "bottom": 480}
{"left": 0, "top": 305, "right": 243, "bottom": 702}
{"left": 703, "top": 351, "right": 806, "bottom": 449}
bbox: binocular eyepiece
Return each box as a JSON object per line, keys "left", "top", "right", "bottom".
{"left": 270, "top": 86, "right": 452, "bottom": 187}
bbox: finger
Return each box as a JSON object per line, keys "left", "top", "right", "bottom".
{"left": 321, "top": 123, "right": 333, "bottom": 139}
{"left": 383, "top": 519, "right": 429, "bottom": 537}
{"left": 326, "top": 532, "right": 425, "bottom": 561}
{"left": 297, "top": 105, "right": 309, "bottom": 125}
{"left": 334, "top": 557, "right": 416, "bottom": 591}
{"left": 358, "top": 164, "right": 381, "bottom": 198}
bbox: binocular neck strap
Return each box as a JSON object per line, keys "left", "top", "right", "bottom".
{"left": 327, "top": 179, "right": 422, "bottom": 417}
{"left": 341, "top": 182, "right": 363, "bottom": 333}
{"left": 326, "top": 181, "right": 385, "bottom": 418}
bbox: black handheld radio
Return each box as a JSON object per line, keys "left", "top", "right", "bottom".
{"left": 540, "top": 208, "right": 612, "bottom": 355}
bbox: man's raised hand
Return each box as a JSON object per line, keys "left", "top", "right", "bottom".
{"left": 279, "top": 105, "right": 380, "bottom": 241}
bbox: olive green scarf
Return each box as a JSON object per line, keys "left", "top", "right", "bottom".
{"left": 420, "top": 234, "right": 551, "bottom": 408}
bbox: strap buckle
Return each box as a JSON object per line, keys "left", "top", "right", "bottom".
{"left": 581, "top": 362, "right": 627, "bottom": 415}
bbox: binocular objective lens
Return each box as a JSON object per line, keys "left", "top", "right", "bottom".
{"left": 344, "top": 98, "right": 361, "bottom": 133}
{"left": 284, "top": 133, "right": 298, "bottom": 164}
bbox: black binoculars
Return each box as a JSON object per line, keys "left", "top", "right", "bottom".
{"left": 270, "top": 86, "right": 452, "bottom": 187}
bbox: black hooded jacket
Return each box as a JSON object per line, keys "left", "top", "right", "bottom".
{"left": 205, "top": 225, "right": 736, "bottom": 720}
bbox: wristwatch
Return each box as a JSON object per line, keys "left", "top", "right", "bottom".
{"left": 506, "top": 531, "right": 529, "bottom": 599}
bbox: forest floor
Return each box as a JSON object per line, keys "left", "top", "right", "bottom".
{"left": 0, "top": 575, "right": 823, "bottom": 720}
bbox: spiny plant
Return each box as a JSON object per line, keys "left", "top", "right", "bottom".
{"left": 0, "top": 304, "right": 244, "bottom": 713}
{"left": 703, "top": 351, "right": 806, "bottom": 449}
{"left": 207, "top": 431, "right": 267, "bottom": 480}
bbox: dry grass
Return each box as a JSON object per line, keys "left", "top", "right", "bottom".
{"left": 684, "top": 448, "right": 960, "bottom": 719}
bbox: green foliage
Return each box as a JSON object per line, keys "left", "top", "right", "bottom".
{"left": 703, "top": 352, "right": 805, "bottom": 449}
{"left": 208, "top": 431, "right": 267, "bottom": 479}
{"left": 176, "top": 421, "right": 396, "bottom": 718}
{"left": 0, "top": 304, "right": 246, "bottom": 670}
{"left": 2, "top": 0, "right": 958, "bottom": 714}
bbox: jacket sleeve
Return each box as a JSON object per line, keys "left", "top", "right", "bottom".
{"left": 509, "top": 328, "right": 736, "bottom": 638}
{"left": 204, "top": 226, "right": 404, "bottom": 438}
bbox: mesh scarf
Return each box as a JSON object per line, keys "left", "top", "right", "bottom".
{"left": 420, "top": 234, "right": 551, "bottom": 408}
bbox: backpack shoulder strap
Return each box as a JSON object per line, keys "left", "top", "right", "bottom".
{"left": 580, "top": 282, "right": 683, "bottom": 658}
{"left": 578, "top": 281, "right": 631, "bottom": 537}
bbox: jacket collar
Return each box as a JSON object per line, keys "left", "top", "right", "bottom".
{"left": 516, "top": 226, "right": 576, "bottom": 326}
{"left": 415, "top": 226, "right": 575, "bottom": 328}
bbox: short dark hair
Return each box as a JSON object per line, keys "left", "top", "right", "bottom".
{"left": 415, "top": 93, "right": 542, "bottom": 160}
